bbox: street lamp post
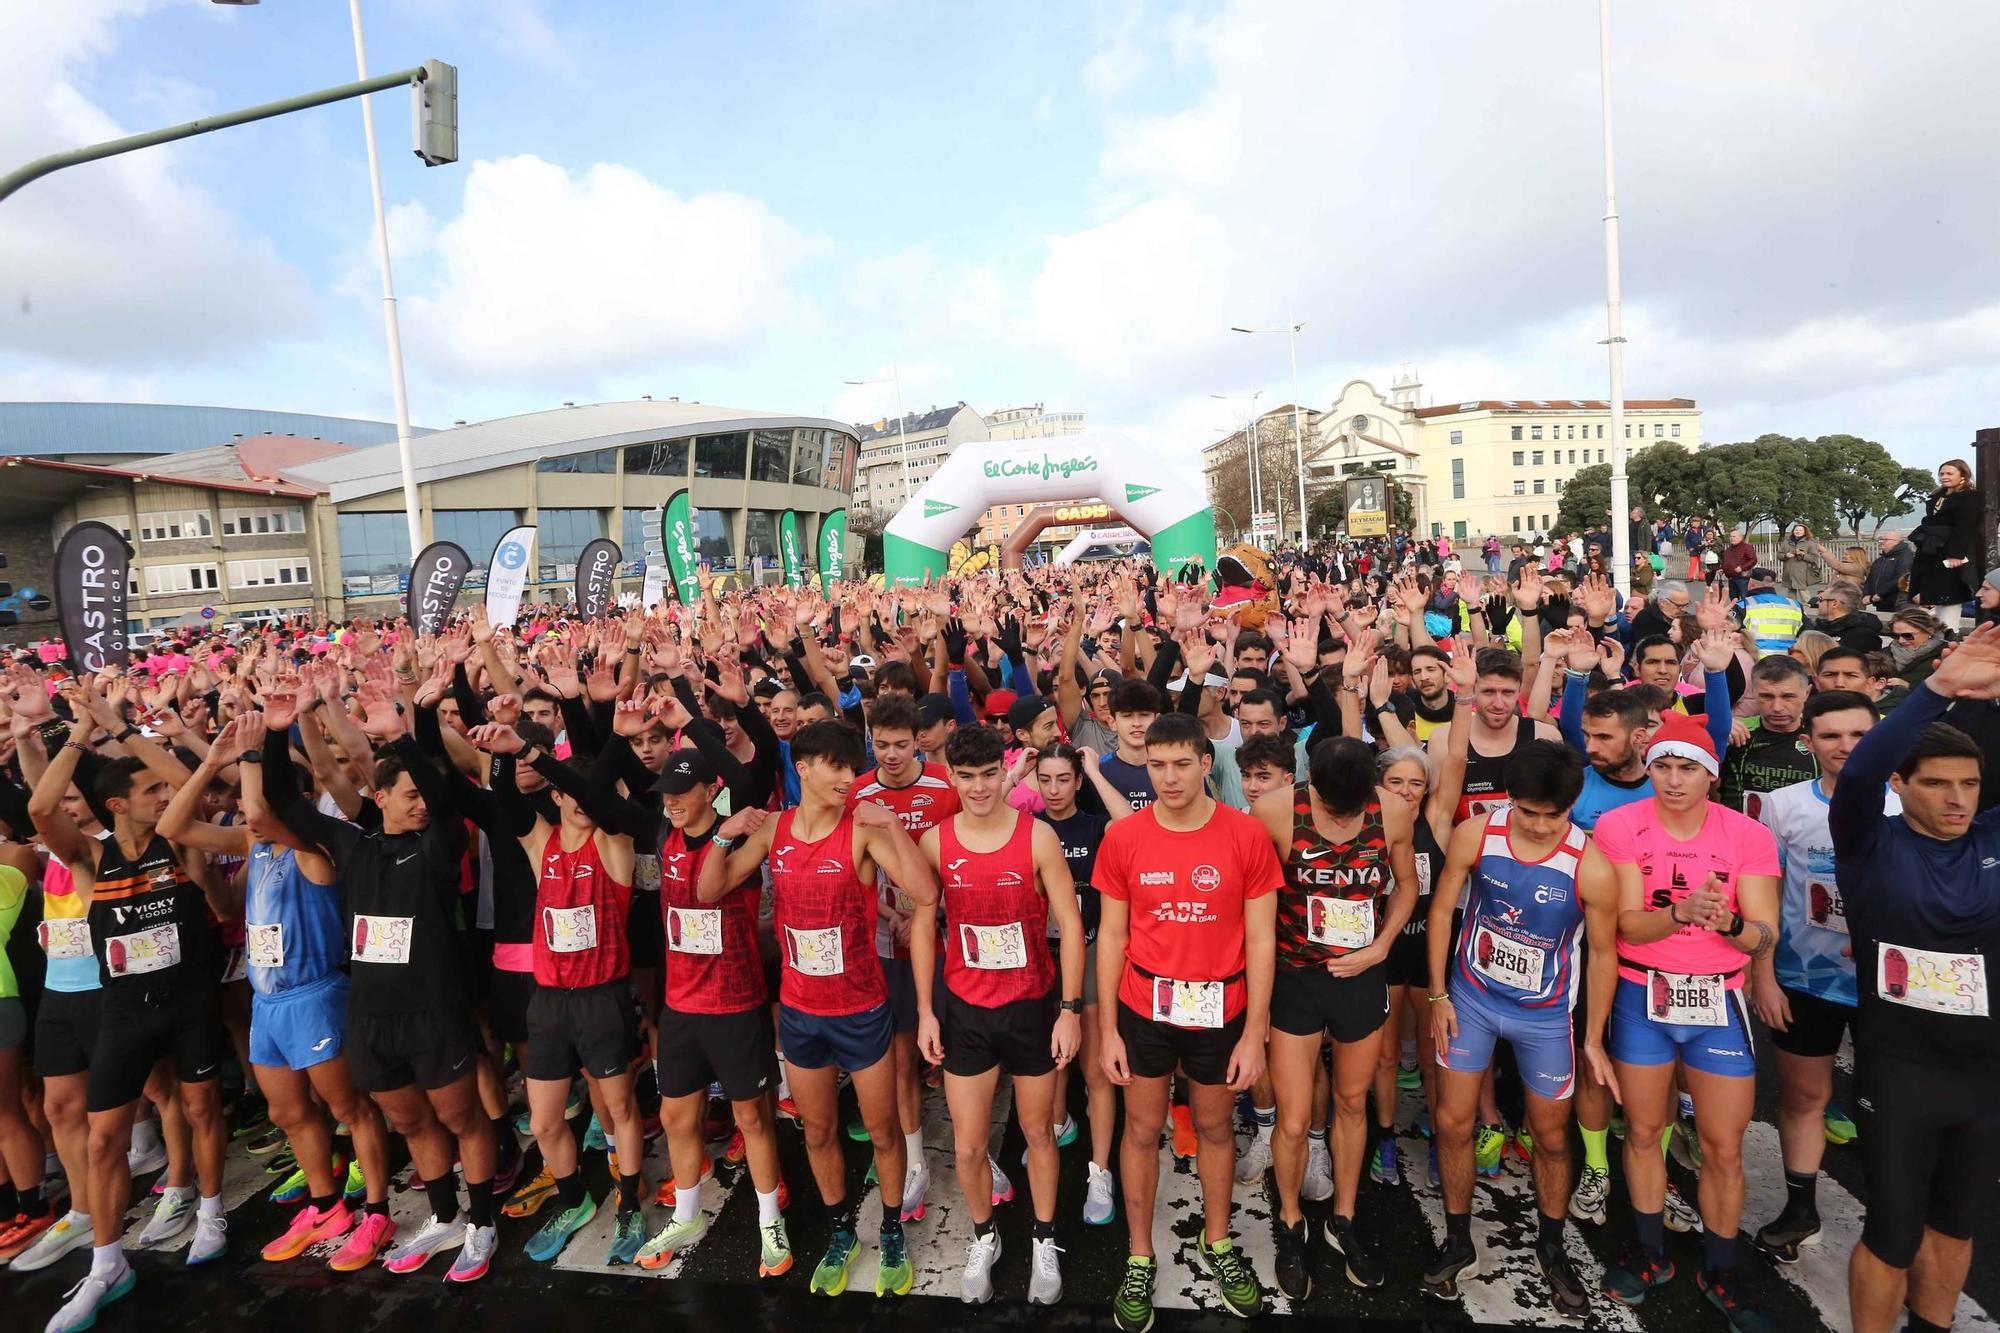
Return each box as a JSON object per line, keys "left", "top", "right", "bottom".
{"left": 1232, "top": 319, "right": 1309, "bottom": 546}
{"left": 1211, "top": 391, "right": 1263, "bottom": 542}
{"left": 1598, "top": 0, "right": 1632, "bottom": 598}
{"left": 845, "top": 367, "right": 910, "bottom": 511}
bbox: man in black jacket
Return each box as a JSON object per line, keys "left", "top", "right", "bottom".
{"left": 1862, "top": 531, "right": 1914, "bottom": 612}
{"left": 1811, "top": 582, "right": 1885, "bottom": 655}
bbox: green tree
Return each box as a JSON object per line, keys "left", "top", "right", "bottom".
{"left": 1554, "top": 462, "right": 1612, "bottom": 535}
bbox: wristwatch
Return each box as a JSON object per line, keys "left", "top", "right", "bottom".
{"left": 238, "top": 749, "right": 263, "bottom": 764}
{"left": 1723, "top": 911, "right": 1746, "bottom": 938}
{"left": 1058, "top": 998, "right": 1084, "bottom": 1015}
{"left": 712, "top": 835, "right": 737, "bottom": 853}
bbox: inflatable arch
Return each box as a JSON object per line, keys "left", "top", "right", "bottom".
{"left": 1054, "top": 526, "right": 1144, "bottom": 565}
{"left": 882, "top": 431, "right": 1216, "bottom": 585}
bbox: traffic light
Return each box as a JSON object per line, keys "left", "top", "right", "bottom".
{"left": 413, "top": 60, "right": 457, "bottom": 166}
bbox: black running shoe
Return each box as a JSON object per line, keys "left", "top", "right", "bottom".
{"left": 1275, "top": 1219, "right": 1312, "bottom": 1301}
{"left": 1537, "top": 1240, "right": 1590, "bottom": 1317}
{"left": 1422, "top": 1232, "right": 1477, "bottom": 1299}
{"left": 1752, "top": 1205, "right": 1822, "bottom": 1265}
{"left": 1323, "top": 1214, "right": 1385, "bottom": 1289}
{"left": 1603, "top": 1242, "right": 1675, "bottom": 1305}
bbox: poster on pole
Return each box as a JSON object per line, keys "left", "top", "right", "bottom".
{"left": 1344, "top": 476, "right": 1389, "bottom": 537}
{"left": 53, "top": 521, "right": 131, "bottom": 672}
{"left": 818, "top": 507, "right": 847, "bottom": 594}
{"left": 574, "top": 538, "right": 621, "bottom": 617}
{"left": 660, "top": 488, "right": 701, "bottom": 605}
{"left": 406, "top": 541, "right": 472, "bottom": 637}
{"left": 484, "top": 525, "right": 537, "bottom": 626}
{"left": 779, "top": 510, "right": 804, "bottom": 589}
{"left": 640, "top": 562, "right": 666, "bottom": 608}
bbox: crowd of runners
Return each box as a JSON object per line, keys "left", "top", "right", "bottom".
{"left": 2, "top": 496, "right": 1997, "bottom": 1333}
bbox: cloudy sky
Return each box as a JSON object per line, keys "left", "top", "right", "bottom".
{"left": 3, "top": 1, "right": 1994, "bottom": 475}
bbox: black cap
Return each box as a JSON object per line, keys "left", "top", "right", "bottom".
{"left": 1749, "top": 566, "right": 1778, "bottom": 583}
{"left": 650, "top": 748, "right": 716, "bottom": 795}
{"left": 1005, "top": 694, "right": 1057, "bottom": 733}
{"left": 916, "top": 693, "right": 955, "bottom": 729}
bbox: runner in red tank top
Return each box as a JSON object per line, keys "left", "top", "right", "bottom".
{"left": 468, "top": 720, "right": 644, "bottom": 1267}
{"left": 701, "top": 721, "right": 937, "bottom": 1299}
{"left": 910, "top": 725, "right": 1084, "bottom": 1305}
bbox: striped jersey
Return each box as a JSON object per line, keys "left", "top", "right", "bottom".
{"left": 1452, "top": 808, "right": 1588, "bottom": 1011}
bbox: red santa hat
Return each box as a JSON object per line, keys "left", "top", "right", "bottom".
{"left": 1644, "top": 712, "right": 1718, "bottom": 777}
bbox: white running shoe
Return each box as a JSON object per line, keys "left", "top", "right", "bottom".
{"left": 988, "top": 1155, "right": 1015, "bottom": 1206}
{"left": 382, "top": 1213, "right": 467, "bottom": 1274}
{"left": 960, "top": 1230, "right": 1001, "bottom": 1304}
{"left": 1027, "top": 1236, "right": 1064, "bottom": 1305}
{"left": 899, "top": 1158, "right": 931, "bottom": 1223}
{"left": 45, "top": 1266, "right": 135, "bottom": 1333}
{"left": 1569, "top": 1166, "right": 1610, "bottom": 1225}
{"left": 1082, "top": 1162, "right": 1116, "bottom": 1226}
{"left": 1664, "top": 1181, "right": 1704, "bottom": 1234}
{"left": 138, "top": 1189, "right": 195, "bottom": 1247}
{"left": 186, "top": 1212, "right": 228, "bottom": 1265}
{"left": 1302, "top": 1137, "right": 1335, "bottom": 1203}
{"left": 1235, "top": 1132, "right": 1274, "bottom": 1185}
{"left": 445, "top": 1223, "right": 497, "bottom": 1283}
{"left": 126, "top": 1120, "right": 166, "bottom": 1178}
{"left": 12, "top": 1210, "right": 93, "bottom": 1272}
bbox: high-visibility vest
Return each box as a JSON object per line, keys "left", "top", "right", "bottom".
{"left": 1741, "top": 592, "right": 1803, "bottom": 656}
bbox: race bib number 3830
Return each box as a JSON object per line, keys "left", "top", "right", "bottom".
{"left": 1879, "top": 944, "right": 1988, "bottom": 1018}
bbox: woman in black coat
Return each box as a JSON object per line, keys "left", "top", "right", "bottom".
{"left": 1909, "top": 458, "right": 1984, "bottom": 627}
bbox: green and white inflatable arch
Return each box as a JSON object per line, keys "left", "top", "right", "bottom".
{"left": 882, "top": 431, "right": 1217, "bottom": 585}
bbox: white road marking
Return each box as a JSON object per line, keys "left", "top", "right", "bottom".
{"left": 849, "top": 1076, "right": 1014, "bottom": 1298}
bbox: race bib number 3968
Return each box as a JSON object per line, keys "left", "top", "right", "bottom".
{"left": 1646, "top": 970, "right": 1729, "bottom": 1027}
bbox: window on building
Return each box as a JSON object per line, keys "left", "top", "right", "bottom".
{"left": 1531, "top": 425, "right": 1543, "bottom": 440}
{"left": 137, "top": 509, "right": 212, "bottom": 542}
{"left": 1671, "top": 423, "right": 1682, "bottom": 438}
{"left": 1513, "top": 480, "right": 1526, "bottom": 495}
{"left": 432, "top": 510, "right": 519, "bottom": 586}
{"left": 536, "top": 509, "right": 603, "bottom": 580}
{"left": 537, "top": 448, "right": 616, "bottom": 474}
{"left": 336, "top": 512, "right": 411, "bottom": 596}
{"left": 219, "top": 505, "right": 305, "bottom": 536}
{"left": 1510, "top": 425, "right": 1524, "bottom": 441}
{"left": 1596, "top": 449, "right": 1605, "bottom": 462}
{"left": 1566, "top": 449, "right": 1575, "bottom": 463}
{"left": 227, "top": 558, "right": 311, "bottom": 589}
{"left": 1453, "top": 521, "right": 1467, "bottom": 540}
{"left": 1451, "top": 458, "right": 1465, "bottom": 500}
{"left": 824, "top": 431, "right": 858, "bottom": 492}
{"left": 1556, "top": 478, "right": 1567, "bottom": 492}
{"left": 622, "top": 439, "right": 689, "bottom": 477}
{"left": 619, "top": 508, "right": 650, "bottom": 574}
{"left": 1531, "top": 450, "right": 1544, "bottom": 465}
{"left": 1449, "top": 430, "right": 1463, "bottom": 446}
{"left": 691, "top": 507, "right": 732, "bottom": 565}
{"left": 791, "top": 431, "right": 823, "bottom": 487}
{"left": 1653, "top": 423, "right": 1665, "bottom": 438}
{"left": 142, "top": 563, "right": 219, "bottom": 596}
{"left": 1625, "top": 424, "right": 1632, "bottom": 438}
{"left": 1512, "top": 450, "right": 1525, "bottom": 466}
{"left": 1533, "top": 479, "right": 1545, "bottom": 494}
{"left": 693, "top": 432, "right": 748, "bottom": 480}
{"left": 1512, "top": 516, "right": 1521, "bottom": 532}
{"left": 750, "top": 430, "right": 792, "bottom": 484}
{"left": 1378, "top": 457, "right": 1396, "bottom": 470}
{"left": 744, "top": 510, "right": 781, "bottom": 567}
{"left": 1596, "top": 424, "right": 1605, "bottom": 439}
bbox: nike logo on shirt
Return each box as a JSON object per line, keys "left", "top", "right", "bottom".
{"left": 396, "top": 854, "right": 418, "bottom": 865}
{"left": 1299, "top": 848, "right": 1334, "bottom": 861}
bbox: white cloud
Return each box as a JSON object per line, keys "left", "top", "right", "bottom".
{"left": 399, "top": 155, "right": 823, "bottom": 381}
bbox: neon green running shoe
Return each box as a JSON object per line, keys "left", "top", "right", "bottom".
{"left": 811, "top": 1227, "right": 858, "bottom": 1295}
{"left": 758, "top": 1216, "right": 793, "bottom": 1277}
{"left": 1113, "top": 1254, "right": 1157, "bottom": 1332}
{"left": 875, "top": 1226, "right": 912, "bottom": 1297}
{"left": 1199, "top": 1234, "right": 1265, "bottom": 1317}
{"left": 1824, "top": 1102, "right": 1858, "bottom": 1146}
{"left": 1474, "top": 1123, "right": 1506, "bottom": 1177}
{"left": 525, "top": 1197, "right": 597, "bottom": 1262}
{"left": 1397, "top": 1064, "right": 1421, "bottom": 1092}
{"left": 342, "top": 1159, "right": 366, "bottom": 1205}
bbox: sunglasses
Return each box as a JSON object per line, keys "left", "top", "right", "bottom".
{"left": 1893, "top": 631, "right": 1925, "bottom": 643}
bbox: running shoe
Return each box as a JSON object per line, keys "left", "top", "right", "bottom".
{"left": 1422, "top": 1231, "right": 1478, "bottom": 1298}
{"left": 758, "top": 1216, "right": 793, "bottom": 1277}
{"left": 1083, "top": 1161, "right": 1116, "bottom": 1226}
{"left": 900, "top": 1158, "right": 931, "bottom": 1222}
{"left": 776, "top": 1096, "right": 801, "bottom": 1123}
{"left": 1610, "top": 1111, "right": 1627, "bottom": 1139}
{"left": 1198, "top": 1233, "right": 1265, "bottom": 1317}
{"left": 1369, "top": 1138, "right": 1401, "bottom": 1186}
{"left": 1697, "top": 1266, "right": 1776, "bottom": 1333}
{"left": 1236, "top": 1133, "right": 1273, "bottom": 1185}
{"left": 1538, "top": 1241, "right": 1590, "bottom": 1317}
{"left": 1664, "top": 1180, "right": 1704, "bottom": 1234}
{"left": 511, "top": 1108, "right": 533, "bottom": 1138}
{"left": 1570, "top": 1165, "right": 1611, "bottom": 1225}
{"left": 1669, "top": 1113, "right": 1703, "bottom": 1171}
{"left": 637, "top": 1212, "right": 706, "bottom": 1271}
{"left": 1302, "top": 1136, "right": 1334, "bottom": 1201}
{"left": 187, "top": 1212, "right": 228, "bottom": 1266}
{"left": 876, "top": 1225, "right": 913, "bottom": 1297}
{"left": 503, "top": 1165, "right": 557, "bottom": 1218}
{"left": 605, "top": 1210, "right": 646, "bottom": 1266}
{"left": 328, "top": 1211, "right": 396, "bottom": 1272}
{"left": 138, "top": 1189, "right": 196, "bottom": 1247}
{"left": 1602, "top": 1244, "right": 1674, "bottom": 1305}
{"left": 1275, "top": 1218, "right": 1312, "bottom": 1301}
{"left": 1473, "top": 1123, "right": 1506, "bottom": 1178}
{"left": 1752, "top": 1204, "right": 1822, "bottom": 1264}
{"left": 10, "top": 1209, "right": 91, "bottom": 1272}
{"left": 244, "top": 1125, "right": 287, "bottom": 1156}
{"left": 581, "top": 1114, "right": 607, "bottom": 1153}
{"left": 262, "top": 1202, "right": 353, "bottom": 1262}
{"left": 1054, "top": 1116, "right": 1079, "bottom": 1149}
{"left": 525, "top": 1195, "right": 596, "bottom": 1262}
{"left": 988, "top": 1155, "right": 1015, "bottom": 1206}
{"left": 845, "top": 1114, "right": 870, "bottom": 1142}
{"left": 268, "top": 1167, "right": 311, "bottom": 1206}
{"left": 444, "top": 1223, "right": 496, "bottom": 1283}
{"left": 1823, "top": 1102, "right": 1858, "bottom": 1146}
{"left": 127, "top": 1123, "right": 167, "bottom": 1178}
{"left": 45, "top": 1266, "right": 136, "bottom": 1333}
{"left": 493, "top": 1147, "right": 522, "bottom": 1198}
{"left": 1512, "top": 1129, "right": 1535, "bottom": 1163}
{"left": 564, "top": 1081, "right": 587, "bottom": 1120}
{"left": 1112, "top": 1254, "right": 1157, "bottom": 1333}
{"left": 960, "top": 1229, "right": 1001, "bottom": 1304}
{"left": 724, "top": 1127, "right": 747, "bottom": 1165}
{"left": 650, "top": 1154, "right": 713, "bottom": 1206}
{"left": 811, "top": 1228, "right": 858, "bottom": 1293}
{"left": 383, "top": 1213, "right": 467, "bottom": 1274}
{"left": 1398, "top": 1062, "right": 1421, "bottom": 1091}
{"left": 1324, "top": 1214, "right": 1385, "bottom": 1289}
{"left": 0, "top": 1210, "right": 55, "bottom": 1261}
{"left": 263, "top": 1149, "right": 298, "bottom": 1178}
{"left": 1027, "top": 1236, "right": 1064, "bottom": 1305}
{"left": 1169, "top": 1104, "right": 1197, "bottom": 1160}
{"left": 343, "top": 1159, "right": 367, "bottom": 1205}
{"left": 1411, "top": 1108, "right": 1433, "bottom": 1139}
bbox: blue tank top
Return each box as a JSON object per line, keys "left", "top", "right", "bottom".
{"left": 1570, "top": 768, "right": 1652, "bottom": 832}
{"left": 245, "top": 843, "right": 343, "bottom": 996}
{"left": 1452, "top": 808, "right": 1589, "bottom": 1011}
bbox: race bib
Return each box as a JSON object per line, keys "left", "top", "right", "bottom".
{"left": 633, "top": 855, "right": 662, "bottom": 893}
{"left": 1471, "top": 923, "right": 1547, "bottom": 993}
{"left": 351, "top": 914, "right": 413, "bottom": 965}
{"left": 105, "top": 923, "right": 181, "bottom": 978}
{"left": 1307, "top": 895, "right": 1375, "bottom": 950}
{"left": 39, "top": 918, "right": 91, "bottom": 960}
{"left": 667, "top": 906, "right": 723, "bottom": 955}
{"left": 1879, "top": 944, "right": 1989, "bottom": 1018}
{"left": 959, "top": 921, "right": 1027, "bottom": 970}
{"left": 1466, "top": 797, "right": 1506, "bottom": 820}
{"left": 220, "top": 948, "right": 248, "bottom": 984}
{"left": 1646, "top": 970, "right": 1728, "bottom": 1027}
{"left": 1413, "top": 852, "right": 1435, "bottom": 897}
{"left": 1805, "top": 880, "right": 1848, "bottom": 936}
{"left": 544, "top": 904, "right": 599, "bottom": 954}
{"left": 786, "top": 924, "right": 844, "bottom": 977}
{"left": 246, "top": 923, "right": 285, "bottom": 969}
{"left": 1150, "top": 975, "right": 1225, "bottom": 1029}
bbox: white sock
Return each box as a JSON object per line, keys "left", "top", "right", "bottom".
{"left": 1256, "top": 1119, "right": 1274, "bottom": 1144}
{"left": 673, "top": 1183, "right": 701, "bottom": 1225}
{"left": 903, "top": 1130, "right": 923, "bottom": 1168}
{"left": 777, "top": 1066, "right": 791, "bottom": 1101}
{"left": 756, "top": 1186, "right": 781, "bottom": 1224}
{"left": 198, "top": 1192, "right": 223, "bottom": 1218}
{"left": 90, "top": 1242, "right": 125, "bottom": 1276}
{"left": 1678, "top": 1091, "right": 1695, "bottom": 1118}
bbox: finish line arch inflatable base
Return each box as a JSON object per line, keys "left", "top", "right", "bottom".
{"left": 882, "top": 431, "right": 1216, "bottom": 585}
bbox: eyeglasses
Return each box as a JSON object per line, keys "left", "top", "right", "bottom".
{"left": 1667, "top": 598, "right": 1691, "bottom": 609}
{"left": 1894, "top": 631, "right": 1924, "bottom": 643}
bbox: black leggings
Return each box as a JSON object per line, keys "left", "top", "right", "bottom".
{"left": 1855, "top": 1050, "right": 2000, "bottom": 1268}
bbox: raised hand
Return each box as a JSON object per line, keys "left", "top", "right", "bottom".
{"left": 1512, "top": 565, "right": 1545, "bottom": 612}
{"left": 1696, "top": 579, "right": 1732, "bottom": 634}
{"left": 1926, "top": 621, "right": 2000, "bottom": 700}
{"left": 488, "top": 692, "right": 523, "bottom": 727}
{"left": 1695, "top": 626, "right": 1735, "bottom": 674}
{"left": 466, "top": 722, "right": 525, "bottom": 755}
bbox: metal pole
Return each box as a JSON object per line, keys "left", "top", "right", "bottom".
{"left": 0, "top": 66, "right": 429, "bottom": 205}
{"left": 1249, "top": 413, "right": 1263, "bottom": 541}
{"left": 1289, "top": 315, "right": 1308, "bottom": 546}
{"left": 351, "top": 0, "right": 424, "bottom": 557}
{"left": 1600, "top": 0, "right": 1631, "bottom": 599}
{"left": 891, "top": 365, "right": 910, "bottom": 507}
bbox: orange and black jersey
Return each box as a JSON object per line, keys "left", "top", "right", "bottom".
{"left": 87, "top": 834, "right": 216, "bottom": 1006}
